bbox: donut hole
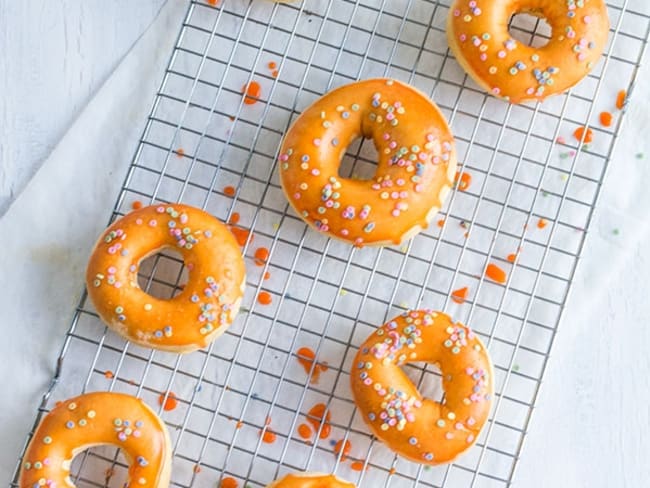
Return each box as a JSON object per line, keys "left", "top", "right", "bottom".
{"left": 404, "top": 362, "right": 445, "bottom": 403}
{"left": 337, "top": 136, "right": 379, "bottom": 181}
{"left": 137, "top": 247, "right": 189, "bottom": 299}
{"left": 69, "top": 445, "right": 129, "bottom": 488}
{"left": 509, "top": 12, "right": 552, "bottom": 48}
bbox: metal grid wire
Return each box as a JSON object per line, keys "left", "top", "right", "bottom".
{"left": 12, "top": 0, "right": 650, "bottom": 486}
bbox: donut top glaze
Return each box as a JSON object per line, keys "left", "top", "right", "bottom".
{"left": 19, "top": 392, "right": 171, "bottom": 488}
{"left": 448, "top": 0, "right": 610, "bottom": 102}
{"left": 351, "top": 310, "right": 494, "bottom": 464}
{"left": 279, "top": 78, "right": 456, "bottom": 246}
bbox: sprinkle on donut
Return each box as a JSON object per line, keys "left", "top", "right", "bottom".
{"left": 350, "top": 310, "right": 494, "bottom": 464}
{"left": 279, "top": 79, "right": 457, "bottom": 246}
{"left": 447, "top": 0, "right": 610, "bottom": 103}
{"left": 86, "top": 204, "right": 246, "bottom": 352}
{"left": 19, "top": 392, "right": 171, "bottom": 488}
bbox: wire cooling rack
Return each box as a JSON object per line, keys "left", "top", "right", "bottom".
{"left": 12, "top": 0, "right": 650, "bottom": 487}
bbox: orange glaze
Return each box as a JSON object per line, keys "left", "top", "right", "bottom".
{"left": 104, "top": 370, "right": 114, "bottom": 379}
{"left": 257, "top": 291, "right": 273, "bottom": 305}
{"left": 224, "top": 185, "right": 236, "bottom": 197}
{"left": 486, "top": 263, "right": 507, "bottom": 284}
{"left": 254, "top": 247, "right": 270, "bottom": 266}
{"left": 334, "top": 439, "right": 351, "bottom": 461}
{"left": 229, "top": 212, "right": 241, "bottom": 225}
{"left": 574, "top": 126, "right": 593, "bottom": 143}
{"left": 242, "top": 81, "right": 262, "bottom": 105}
{"left": 350, "top": 310, "right": 494, "bottom": 465}
{"left": 266, "top": 473, "right": 356, "bottom": 488}
{"left": 350, "top": 461, "right": 366, "bottom": 471}
{"left": 86, "top": 204, "right": 246, "bottom": 353}
{"left": 278, "top": 78, "right": 457, "bottom": 247}
{"left": 221, "top": 477, "right": 238, "bottom": 488}
{"left": 451, "top": 286, "right": 469, "bottom": 304}
{"left": 272, "top": 70, "right": 279, "bottom": 78}
{"left": 306, "top": 403, "right": 332, "bottom": 439}
{"left": 296, "top": 347, "right": 328, "bottom": 383}
{"left": 263, "top": 271, "right": 271, "bottom": 280}
{"left": 132, "top": 200, "right": 143, "bottom": 210}
{"left": 206, "top": 0, "right": 219, "bottom": 6}
{"left": 599, "top": 111, "right": 613, "bottom": 126}
{"left": 18, "top": 392, "right": 171, "bottom": 488}
{"left": 261, "top": 428, "right": 277, "bottom": 444}
{"left": 507, "top": 253, "right": 518, "bottom": 263}
{"left": 268, "top": 61, "right": 277, "bottom": 70}
{"left": 616, "top": 89, "right": 627, "bottom": 110}
{"left": 230, "top": 226, "right": 252, "bottom": 247}
{"left": 537, "top": 218, "right": 548, "bottom": 229}
{"left": 447, "top": 0, "right": 610, "bottom": 103}
{"left": 158, "top": 392, "right": 178, "bottom": 411}
{"left": 297, "top": 423, "right": 312, "bottom": 439}
{"left": 437, "top": 218, "right": 445, "bottom": 227}
{"left": 454, "top": 171, "right": 471, "bottom": 191}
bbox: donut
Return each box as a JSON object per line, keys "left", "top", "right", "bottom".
{"left": 86, "top": 204, "right": 246, "bottom": 352}
{"left": 19, "top": 392, "right": 171, "bottom": 488}
{"left": 350, "top": 310, "right": 494, "bottom": 464}
{"left": 278, "top": 78, "right": 457, "bottom": 247}
{"left": 447, "top": 0, "right": 610, "bottom": 103}
{"left": 267, "top": 473, "right": 356, "bottom": 488}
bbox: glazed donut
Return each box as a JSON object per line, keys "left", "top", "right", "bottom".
{"left": 278, "top": 78, "right": 457, "bottom": 247}
{"left": 447, "top": 0, "right": 610, "bottom": 103}
{"left": 267, "top": 473, "right": 356, "bottom": 488}
{"left": 86, "top": 204, "right": 246, "bottom": 352}
{"left": 19, "top": 392, "right": 171, "bottom": 488}
{"left": 350, "top": 310, "right": 494, "bottom": 464}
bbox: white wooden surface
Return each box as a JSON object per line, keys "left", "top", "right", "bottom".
{"left": 0, "top": 0, "right": 166, "bottom": 215}
{"left": 1, "top": 1, "right": 649, "bottom": 486}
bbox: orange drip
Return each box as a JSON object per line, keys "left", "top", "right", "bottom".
{"left": 599, "top": 111, "right": 613, "bottom": 127}
{"left": 104, "top": 370, "right": 114, "bottom": 379}
{"left": 257, "top": 291, "right": 272, "bottom": 305}
{"left": 254, "top": 247, "right": 270, "bottom": 266}
{"left": 229, "top": 212, "right": 240, "bottom": 225}
{"left": 537, "top": 218, "right": 548, "bottom": 229}
{"left": 485, "top": 263, "right": 507, "bottom": 284}
{"left": 268, "top": 61, "right": 277, "bottom": 70}
{"left": 229, "top": 226, "right": 252, "bottom": 247}
{"left": 242, "top": 81, "right": 261, "bottom": 105}
{"left": 573, "top": 126, "right": 593, "bottom": 144}
{"left": 334, "top": 439, "right": 351, "bottom": 461}
{"left": 297, "top": 423, "right": 312, "bottom": 439}
{"left": 220, "top": 477, "right": 238, "bottom": 488}
{"left": 235, "top": 420, "right": 243, "bottom": 429}
{"left": 507, "top": 253, "right": 517, "bottom": 263}
{"left": 451, "top": 286, "right": 468, "bottom": 304}
{"left": 616, "top": 90, "right": 627, "bottom": 110}
{"left": 306, "top": 403, "right": 332, "bottom": 439}
{"left": 296, "top": 346, "right": 328, "bottom": 384}
{"left": 263, "top": 271, "right": 271, "bottom": 280}
{"left": 158, "top": 391, "right": 178, "bottom": 411}
{"left": 176, "top": 148, "right": 185, "bottom": 158}
{"left": 224, "top": 185, "right": 236, "bottom": 197}
{"left": 437, "top": 219, "right": 445, "bottom": 227}
{"left": 193, "top": 465, "right": 201, "bottom": 474}
{"left": 389, "top": 467, "right": 397, "bottom": 475}
{"left": 271, "top": 70, "right": 279, "bottom": 78}
{"left": 454, "top": 171, "right": 472, "bottom": 191}
{"left": 131, "top": 201, "right": 143, "bottom": 210}
{"left": 350, "top": 461, "right": 367, "bottom": 472}
{"left": 261, "top": 428, "right": 277, "bottom": 444}
{"left": 206, "top": 0, "right": 220, "bottom": 6}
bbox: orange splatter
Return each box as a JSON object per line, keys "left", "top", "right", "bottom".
{"left": 573, "top": 126, "right": 593, "bottom": 144}
{"left": 254, "top": 247, "right": 270, "bottom": 266}
{"left": 242, "top": 81, "right": 261, "bottom": 105}
{"left": 263, "top": 271, "right": 271, "bottom": 280}
{"left": 507, "top": 253, "right": 518, "bottom": 263}
{"left": 271, "top": 70, "right": 279, "bottom": 78}
{"left": 616, "top": 90, "right": 627, "bottom": 110}
{"left": 131, "top": 201, "right": 143, "bottom": 210}
{"left": 537, "top": 218, "right": 548, "bottom": 229}
{"left": 350, "top": 461, "right": 367, "bottom": 471}
{"left": 193, "top": 464, "right": 201, "bottom": 474}
{"left": 388, "top": 467, "right": 397, "bottom": 476}
{"left": 451, "top": 286, "right": 468, "bottom": 304}
{"left": 454, "top": 171, "right": 472, "bottom": 191}
{"left": 261, "top": 428, "right": 277, "bottom": 444}
{"left": 306, "top": 403, "right": 332, "bottom": 439}
{"left": 229, "top": 212, "right": 240, "bottom": 225}
{"left": 297, "top": 423, "right": 312, "bottom": 439}
{"left": 296, "top": 347, "right": 328, "bottom": 383}
{"left": 257, "top": 291, "right": 272, "bottom": 305}
{"left": 599, "top": 111, "right": 613, "bottom": 127}
{"left": 485, "top": 263, "right": 507, "bottom": 284}
{"left": 235, "top": 420, "right": 243, "bottom": 429}
{"left": 334, "top": 439, "right": 351, "bottom": 461}
{"left": 220, "top": 477, "right": 238, "bottom": 488}
{"left": 104, "top": 370, "right": 114, "bottom": 379}
{"left": 229, "top": 226, "right": 252, "bottom": 247}
{"left": 176, "top": 148, "right": 185, "bottom": 158}
{"left": 224, "top": 185, "right": 236, "bottom": 197}
{"left": 268, "top": 61, "right": 277, "bottom": 70}
{"left": 158, "top": 391, "right": 178, "bottom": 411}
{"left": 437, "top": 219, "right": 445, "bottom": 227}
